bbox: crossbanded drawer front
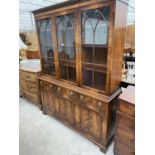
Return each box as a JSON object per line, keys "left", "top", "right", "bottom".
{"left": 23, "top": 90, "right": 39, "bottom": 104}
{"left": 115, "top": 126, "right": 135, "bottom": 147}
{"left": 20, "top": 71, "right": 36, "bottom": 82}
{"left": 118, "top": 101, "right": 135, "bottom": 117}
{"left": 21, "top": 80, "right": 38, "bottom": 93}
{"left": 114, "top": 140, "right": 135, "bottom": 155}
{"left": 116, "top": 112, "right": 135, "bottom": 133}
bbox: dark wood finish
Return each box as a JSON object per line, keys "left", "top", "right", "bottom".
{"left": 114, "top": 86, "right": 135, "bottom": 155}
{"left": 20, "top": 63, "right": 41, "bottom": 108}
{"left": 33, "top": 0, "right": 129, "bottom": 152}
{"left": 39, "top": 77, "right": 118, "bottom": 152}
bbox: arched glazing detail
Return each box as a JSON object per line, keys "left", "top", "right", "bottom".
{"left": 56, "top": 14, "right": 76, "bottom": 82}
{"left": 37, "top": 19, "right": 55, "bottom": 76}
{"left": 81, "top": 7, "right": 110, "bottom": 91}
{"left": 57, "top": 14, "right": 75, "bottom": 60}
{"left": 82, "top": 7, "right": 110, "bottom": 45}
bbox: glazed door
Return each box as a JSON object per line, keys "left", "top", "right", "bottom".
{"left": 80, "top": 6, "right": 111, "bottom": 92}
{"left": 37, "top": 19, "right": 56, "bottom": 76}
{"left": 56, "top": 13, "right": 77, "bottom": 83}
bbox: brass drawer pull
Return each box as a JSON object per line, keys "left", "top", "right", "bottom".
{"left": 80, "top": 95, "right": 83, "bottom": 100}
{"left": 70, "top": 91, "right": 73, "bottom": 95}
{"left": 28, "top": 85, "right": 33, "bottom": 89}
{"left": 58, "top": 87, "right": 61, "bottom": 92}
{"left": 97, "top": 102, "right": 102, "bottom": 106}
{"left": 26, "top": 75, "right": 30, "bottom": 78}
{"left": 50, "top": 84, "right": 53, "bottom": 88}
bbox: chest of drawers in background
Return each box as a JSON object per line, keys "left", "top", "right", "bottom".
{"left": 114, "top": 86, "right": 135, "bottom": 155}
{"left": 19, "top": 60, "right": 41, "bottom": 108}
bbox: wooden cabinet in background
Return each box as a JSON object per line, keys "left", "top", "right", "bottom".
{"left": 33, "top": 0, "right": 129, "bottom": 152}
{"left": 20, "top": 63, "right": 41, "bottom": 108}
{"left": 26, "top": 49, "right": 40, "bottom": 59}
{"left": 114, "top": 86, "right": 135, "bottom": 155}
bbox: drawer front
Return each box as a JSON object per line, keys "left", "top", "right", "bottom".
{"left": 118, "top": 100, "right": 135, "bottom": 117}
{"left": 23, "top": 89, "right": 39, "bottom": 104}
{"left": 114, "top": 140, "right": 135, "bottom": 155}
{"left": 21, "top": 80, "right": 38, "bottom": 93}
{"left": 117, "top": 112, "right": 135, "bottom": 132}
{"left": 77, "top": 94, "right": 107, "bottom": 111}
{"left": 115, "top": 126, "right": 135, "bottom": 147}
{"left": 20, "top": 71, "right": 36, "bottom": 82}
{"left": 39, "top": 80, "right": 107, "bottom": 111}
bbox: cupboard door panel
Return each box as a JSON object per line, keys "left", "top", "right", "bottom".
{"left": 59, "top": 98, "right": 75, "bottom": 126}
{"left": 41, "top": 90, "right": 59, "bottom": 118}
{"left": 80, "top": 106, "right": 102, "bottom": 141}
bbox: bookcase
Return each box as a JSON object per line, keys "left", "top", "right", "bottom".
{"left": 33, "top": 0, "right": 128, "bottom": 152}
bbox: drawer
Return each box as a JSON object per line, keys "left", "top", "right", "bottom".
{"left": 114, "top": 140, "right": 135, "bottom": 155}
{"left": 118, "top": 100, "right": 135, "bottom": 117}
{"left": 78, "top": 94, "right": 106, "bottom": 110}
{"left": 23, "top": 89, "right": 40, "bottom": 104}
{"left": 20, "top": 71, "right": 36, "bottom": 82}
{"left": 21, "top": 80, "right": 38, "bottom": 93}
{"left": 115, "top": 126, "right": 135, "bottom": 147}
{"left": 116, "top": 112, "right": 135, "bottom": 132}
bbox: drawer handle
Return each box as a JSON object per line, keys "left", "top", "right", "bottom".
{"left": 57, "top": 87, "right": 61, "bottom": 92}
{"left": 80, "top": 95, "right": 83, "bottom": 100}
{"left": 70, "top": 91, "right": 73, "bottom": 95}
{"left": 26, "top": 75, "right": 30, "bottom": 78}
{"left": 97, "top": 102, "right": 102, "bottom": 106}
{"left": 40, "top": 81, "right": 43, "bottom": 85}
{"left": 50, "top": 84, "right": 53, "bottom": 88}
{"left": 28, "top": 85, "right": 33, "bottom": 89}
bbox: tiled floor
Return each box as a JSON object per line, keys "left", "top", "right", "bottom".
{"left": 19, "top": 98, "right": 114, "bottom": 155}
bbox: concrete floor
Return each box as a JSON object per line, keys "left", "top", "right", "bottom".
{"left": 19, "top": 98, "right": 114, "bottom": 155}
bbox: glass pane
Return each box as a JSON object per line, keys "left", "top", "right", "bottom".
{"left": 82, "top": 46, "right": 93, "bottom": 63}
{"left": 57, "top": 14, "right": 76, "bottom": 60}
{"left": 81, "top": 7, "right": 110, "bottom": 91}
{"left": 94, "top": 71, "right": 106, "bottom": 91}
{"left": 56, "top": 14, "right": 76, "bottom": 82}
{"left": 42, "top": 57, "right": 55, "bottom": 76}
{"left": 82, "top": 68, "right": 93, "bottom": 88}
{"left": 94, "top": 47, "right": 107, "bottom": 65}
{"left": 37, "top": 19, "right": 55, "bottom": 76}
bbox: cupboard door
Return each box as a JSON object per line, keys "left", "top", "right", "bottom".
{"left": 56, "top": 14, "right": 76, "bottom": 83}
{"left": 59, "top": 98, "right": 75, "bottom": 126}
{"left": 37, "top": 19, "right": 56, "bottom": 76}
{"left": 80, "top": 107, "right": 103, "bottom": 141}
{"left": 41, "top": 90, "right": 59, "bottom": 118}
{"left": 81, "top": 7, "right": 110, "bottom": 91}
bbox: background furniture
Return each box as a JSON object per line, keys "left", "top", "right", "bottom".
{"left": 26, "top": 49, "right": 40, "bottom": 59}
{"left": 20, "top": 60, "right": 41, "bottom": 108}
{"left": 114, "top": 86, "right": 135, "bottom": 155}
{"left": 33, "top": 0, "right": 129, "bottom": 152}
